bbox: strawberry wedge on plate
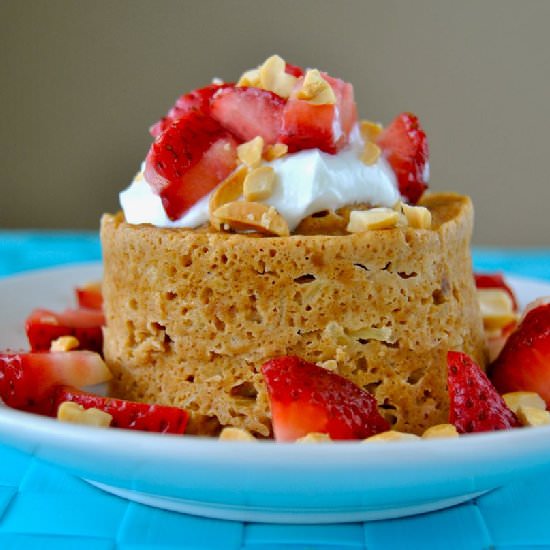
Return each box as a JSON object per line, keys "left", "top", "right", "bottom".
{"left": 261, "top": 355, "right": 389, "bottom": 441}
{"left": 26, "top": 307, "right": 105, "bottom": 353}
{"left": 447, "top": 351, "right": 519, "bottom": 433}
{"left": 51, "top": 386, "right": 189, "bottom": 434}
{"left": 0, "top": 350, "right": 111, "bottom": 414}
{"left": 490, "top": 300, "right": 550, "bottom": 405}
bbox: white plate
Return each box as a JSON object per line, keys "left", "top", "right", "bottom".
{"left": 0, "top": 263, "right": 549, "bottom": 524}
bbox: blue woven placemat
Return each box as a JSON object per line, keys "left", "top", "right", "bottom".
{"left": 1, "top": 231, "right": 550, "bottom": 549}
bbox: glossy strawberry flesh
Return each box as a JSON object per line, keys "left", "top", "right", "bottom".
{"left": 261, "top": 356, "right": 389, "bottom": 441}
{"left": 284, "top": 62, "right": 304, "bottom": 78}
{"left": 474, "top": 273, "right": 518, "bottom": 311}
{"left": 0, "top": 351, "right": 111, "bottom": 414}
{"left": 210, "top": 86, "right": 285, "bottom": 145}
{"left": 75, "top": 282, "right": 103, "bottom": 311}
{"left": 280, "top": 74, "right": 357, "bottom": 154}
{"left": 149, "top": 83, "right": 233, "bottom": 138}
{"left": 145, "top": 111, "right": 238, "bottom": 220}
{"left": 489, "top": 303, "right": 550, "bottom": 404}
{"left": 447, "top": 351, "right": 519, "bottom": 433}
{"left": 26, "top": 308, "right": 104, "bottom": 353}
{"left": 376, "top": 112, "right": 429, "bottom": 204}
{"left": 51, "top": 386, "right": 189, "bottom": 434}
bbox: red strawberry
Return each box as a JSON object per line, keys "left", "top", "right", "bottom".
{"left": 376, "top": 112, "right": 429, "bottom": 204}
{"left": 210, "top": 86, "right": 286, "bottom": 145}
{"left": 149, "top": 83, "right": 233, "bottom": 138}
{"left": 261, "top": 356, "right": 389, "bottom": 441}
{"left": 144, "top": 111, "right": 238, "bottom": 220}
{"left": 447, "top": 351, "right": 520, "bottom": 433}
{"left": 489, "top": 302, "right": 550, "bottom": 405}
{"left": 0, "top": 351, "right": 111, "bottom": 414}
{"left": 284, "top": 62, "right": 304, "bottom": 78}
{"left": 51, "top": 386, "right": 189, "bottom": 435}
{"left": 26, "top": 308, "right": 105, "bottom": 353}
{"left": 474, "top": 272, "right": 518, "bottom": 311}
{"left": 280, "top": 73, "right": 357, "bottom": 154}
{"left": 75, "top": 282, "right": 103, "bottom": 311}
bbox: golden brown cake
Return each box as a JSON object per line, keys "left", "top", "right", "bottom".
{"left": 101, "top": 192, "right": 486, "bottom": 436}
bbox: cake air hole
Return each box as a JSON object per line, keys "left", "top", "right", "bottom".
{"left": 407, "top": 368, "right": 426, "bottom": 385}
{"left": 200, "top": 287, "right": 213, "bottom": 304}
{"left": 294, "top": 274, "right": 317, "bottom": 284}
{"left": 432, "top": 288, "right": 447, "bottom": 305}
{"left": 398, "top": 271, "right": 417, "bottom": 279}
{"left": 230, "top": 381, "right": 258, "bottom": 400}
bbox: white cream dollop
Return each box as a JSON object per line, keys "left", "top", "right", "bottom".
{"left": 120, "top": 132, "right": 402, "bottom": 231}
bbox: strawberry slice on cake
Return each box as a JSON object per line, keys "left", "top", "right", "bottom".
{"left": 145, "top": 111, "right": 238, "bottom": 220}
{"left": 376, "top": 112, "right": 429, "bottom": 204}
{"left": 150, "top": 83, "right": 233, "bottom": 138}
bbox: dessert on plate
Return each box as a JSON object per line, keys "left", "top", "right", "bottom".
{"left": 100, "top": 54, "right": 487, "bottom": 437}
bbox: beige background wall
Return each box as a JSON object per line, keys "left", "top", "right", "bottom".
{"left": 1, "top": 0, "right": 549, "bottom": 245}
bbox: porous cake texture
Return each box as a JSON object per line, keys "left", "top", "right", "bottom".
{"left": 101, "top": 193, "right": 486, "bottom": 436}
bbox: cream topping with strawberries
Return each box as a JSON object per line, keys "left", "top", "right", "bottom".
{"left": 121, "top": 131, "right": 400, "bottom": 231}
{"left": 120, "top": 54, "right": 429, "bottom": 232}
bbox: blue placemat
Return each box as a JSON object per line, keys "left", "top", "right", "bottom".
{"left": 1, "top": 231, "right": 550, "bottom": 549}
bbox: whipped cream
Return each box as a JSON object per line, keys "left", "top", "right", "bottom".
{"left": 120, "top": 130, "right": 403, "bottom": 231}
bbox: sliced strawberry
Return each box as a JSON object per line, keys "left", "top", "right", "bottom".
{"left": 51, "top": 386, "right": 189, "bottom": 434}
{"left": 144, "top": 111, "right": 238, "bottom": 220}
{"left": 75, "top": 281, "right": 103, "bottom": 311}
{"left": 280, "top": 73, "right": 357, "bottom": 154}
{"left": 0, "top": 351, "right": 111, "bottom": 414}
{"left": 489, "top": 302, "right": 550, "bottom": 405}
{"left": 149, "top": 83, "right": 233, "bottom": 138}
{"left": 376, "top": 112, "right": 429, "bottom": 204}
{"left": 261, "top": 356, "right": 389, "bottom": 441}
{"left": 474, "top": 273, "right": 518, "bottom": 312}
{"left": 447, "top": 351, "right": 519, "bottom": 433}
{"left": 210, "top": 86, "right": 286, "bottom": 145}
{"left": 26, "top": 308, "right": 105, "bottom": 353}
{"left": 284, "top": 62, "right": 304, "bottom": 78}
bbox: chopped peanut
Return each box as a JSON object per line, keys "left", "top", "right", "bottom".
{"left": 360, "top": 142, "right": 381, "bottom": 166}
{"left": 346, "top": 208, "right": 400, "bottom": 232}
{"left": 422, "top": 424, "right": 459, "bottom": 439}
{"left": 243, "top": 166, "right": 276, "bottom": 201}
{"left": 317, "top": 359, "right": 338, "bottom": 372}
{"left": 517, "top": 406, "right": 550, "bottom": 427}
{"left": 219, "top": 427, "right": 256, "bottom": 441}
{"left": 296, "top": 69, "right": 336, "bottom": 105}
{"left": 57, "top": 401, "right": 112, "bottom": 428}
{"left": 258, "top": 55, "right": 298, "bottom": 98}
{"left": 503, "top": 392, "right": 547, "bottom": 413}
{"left": 296, "top": 432, "right": 332, "bottom": 443}
{"left": 363, "top": 431, "right": 420, "bottom": 442}
{"left": 477, "top": 289, "right": 517, "bottom": 331}
{"left": 264, "top": 143, "right": 288, "bottom": 161}
{"left": 237, "top": 136, "right": 264, "bottom": 167}
{"left": 400, "top": 203, "right": 432, "bottom": 229}
{"left": 359, "top": 119, "right": 383, "bottom": 142}
{"left": 209, "top": 165, "right": 248, "bottom": 228}
{"left": 50, "top": 335, "right": 80, "bottom": 352}
{"left": 237, "top": 68, "right": 261, "bottom": 88}
{"left": 213, "top": 201, "right": 290, "bottom": 236}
